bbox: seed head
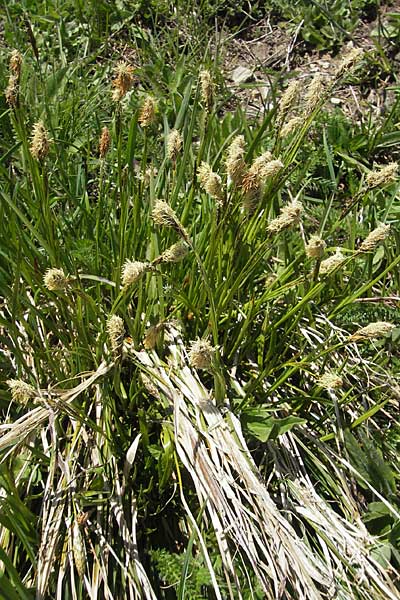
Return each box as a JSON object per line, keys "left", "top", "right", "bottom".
{"left": 5, "top": 74, "right": 19, "bottom": 108}
{"left": 153, "top": 241, "right": 189, "bottom": 265}
{"left": 305, "top": 235, "right": 326, "bottom": 260}
{"left": 267, "top": 199, "right": 303, "bottom": 234}
{"left": 349, "top": 321, "right": 395, "bottom": 342}
{"left": 106, "top": 315, "right": 125, "bottom": 353}
{"left": 199, "top": 69, "right": 214, "bottom": 111}
{"left": 151, "top": 200, "right": 189, "bottom": 242}
{"left": 335, "top": 47, "right": 363, "bottom": 78}
{"left": 112, "top": 62, "right": 135, "bottom": 102}
{"left": 121, "top": 260, "right": 149, "bottom": 289}
{"left": 241, "top": 151, "right": 283, "bottom": 212}
{"left": 304, "top": 74, "right": 326, "bottom": 114}
{"left": 44, "top": 268, "right": 69, "bottom": 291}
{"left": 359, "top": 224, "right": 390, "bottom": 253}
{"left": 7, "top": 379, "right": 36, "bottom": 405}
{"left": 141, "top": 373, "right": 161, "bottom": 399}
{"left": 167, "top": 129, "right": 183, "bottom": 162}
{"left": 277, "top": 79, "right": 301, "bottom": 121}
{"left": 366, "top": 163, "right": 398, "bottom": 189}
{"left": 9, "top": 50, "right": 22, "bottom": 76}
{"left": 30, "top": 121, "right": 50, "bottom": 161}
{"left": 72, "top": 519, "right": 86, "bottom": 579}
{"left": 280, "top": 116, "right": 303, "bottom": 138}
{"left": 226, "top": 135, "right": 246, "bottom": 186}
{"left": 189, "top": 339, "right": 215, "bottom": 370}
{"left": 139, "top": 95, "right": 157, "bottom": 127}
{"left": 318, "top": 372, "right": 343, "bottom": 390}
{"left": 99, "top": 126, "right": 111, "bottom": 158}
{"left": 319, "top": 249, "right": 346, "bottom": 275}
{"left": 198, "top": 162, "right": 224, "bottom": 206}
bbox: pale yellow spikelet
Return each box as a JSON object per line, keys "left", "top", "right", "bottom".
{"left": 5, "top": 74, "right": 19, "bottom": 108}
{"left": 280, "top": 116, "right": 303, "bottom": 139}
{"left": 137, "top": 165, "right": 158, "bottom": 184}
{"left": 30, "top": 121, "right": 50, "bottom": 161}
{"left": 305, "top": 235, "right": 326, "bottom": 259}
{"left": 7, "top": 379, "right": 36, "bottom": 405}
{"left": 359, "top": 224, "right": 390, "bottom": 253}
{"left": 318, "top": 372, "right": 343, "bottom": 390}
{"left": 106, "top": 315, "right": 125, "bottom": 353}
{"left": 335, "top": 46, "right": 363, "bottom": 78}
{"left": 198, "top": 162, "right": 224, "bottom": 205}
{"left": 151, "top": 200, "right": 189, "bottom": 242}
{"left": 267, "top": 199, "right": 303, "bottom": 234}
{"left": 349, "top": 321, "right": 395, "bottom": 342}
{"left": 112, "top": 61, "right": 135, "bottom": 101}
{"left": 167, "top": 129, "right": 183, "bottom": 161}
{"left": 304, "top": 74, "right": 326, "bottom": 114}
{"left": 226, "top": 135, "right": 246, "bottom": 186}
{"left": 277, "top": 79, "right": 301, "bottom": 121}
{"left": 139, "top": 95, "right": 157, "bottom": 127}
{"left": 366, "top": 163, "right": 398, "bottom": 189}
{"left": 99, "top": 126, "right": 111, "bottom": 158}
{"left": 72, "top": 519, "right": 86, "bottom": 578}
{"left": 121, "top": 260, "right": 149, "bottom": 289}
{"left": 319, "top": 249, "right": 346, "bottom": 275}
{"left": 189, "top": 339, "right": 215, "bottom": 370}
{"left": 10, "top": 50, "right": 22, "bottom": 76}
{"left": 44, "top": 267, "right": 68, "bottom": 291}
{"left": 199, "top": 69, "right": 214, "bottom": 111}
{"left": 141, "top": 373, "right": 161, "bottom": 398}
{"left": 153, "top": 241, "right": 189, "bottom": 265}
{"left": 241, "top": 151, "right": 281, "bottom": 211}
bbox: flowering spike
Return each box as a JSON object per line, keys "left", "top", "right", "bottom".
{"left": 30, "top": 121, "right": 50, "bottom": 161}
{"left": 44, "top": 268, "right": 68, "bottom": 291}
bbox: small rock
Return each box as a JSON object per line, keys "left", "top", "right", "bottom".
{"left": 330, "top": 97, "right": 342, "bottom": 105}
{"left": 231, "top": 66, "right": 254, "bottom": 84}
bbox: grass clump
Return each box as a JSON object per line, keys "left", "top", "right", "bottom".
{"left": 0, "top": 2, "right": 400, "bottom": 599}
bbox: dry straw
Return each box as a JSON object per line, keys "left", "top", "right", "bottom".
{"left": 144, "top": 323, "right": 165, "bottom": 350}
